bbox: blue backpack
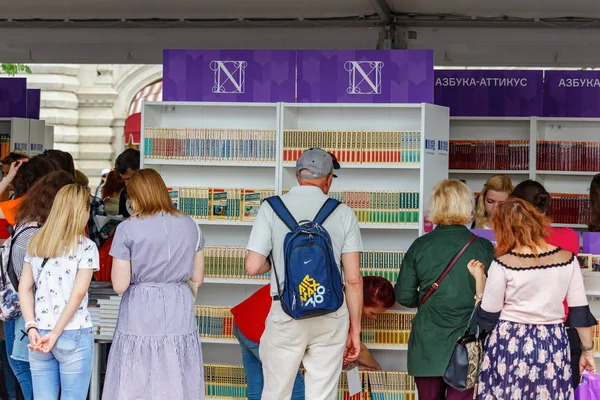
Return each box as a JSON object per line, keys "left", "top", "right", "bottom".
{"left": 265, "top": 196, "right": 345, "bottom": 320}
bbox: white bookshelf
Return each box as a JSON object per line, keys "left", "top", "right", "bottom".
{"left": 139, "top": 100, "right": 450, "bottom": 379}
{"left": 0, "top": 117, "right": 47, "bottom": 156}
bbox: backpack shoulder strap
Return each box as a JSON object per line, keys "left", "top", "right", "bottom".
{"left": 313, "top": 198, "right": 341, "bottom": 225}
{"left": 265, "top": 196, "right": 298, "bottom": 231}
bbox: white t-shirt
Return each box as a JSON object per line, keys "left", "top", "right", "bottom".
{"left": 25, "top": 237, "right": 100, "bottom": 330}
{"left": 247, "top": 185, "right": 363, "bottom": 296}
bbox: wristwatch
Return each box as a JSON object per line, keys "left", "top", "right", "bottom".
{"left": 474, "top": 293, "right": 483, "bottom": 301}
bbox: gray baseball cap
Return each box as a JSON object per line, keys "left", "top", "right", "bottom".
{"left": 296, "top": 147, "right": 340, "bottom": 179}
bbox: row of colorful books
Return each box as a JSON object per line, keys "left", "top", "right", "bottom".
{"left": 204, "top": 364, "right": 416, "bottom": 399}
{"left": 203, "top": 247, "right": 405, "bottom": 283}
{"left": 283, "top": 129, "right": 421, "bottom": 165}
{"left": 449, "top": 140, "right": 529, "bottom": 171}
{"left": 328, "top": 191, "right": 420, "bottom": 225}
{"left": 537, "top": 141, "right": 600, "bottom": 172}
{"left": 168, "top": 187, "right": 275, "bottom": 221}
{"left": 548, "top": 193, "right": 591, "bottom": 225}
{"left": 143, "top": 128, "right": 277, "bottom": 162}
{"left": 169, "top": 187, "right": 420, "bottom": 225}
{"left": 195, "top": 306, "right": 415, "bottom": 346}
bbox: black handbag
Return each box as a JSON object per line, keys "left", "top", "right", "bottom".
{"left": 443, "top": 308, "right": 483, "bottom": 392}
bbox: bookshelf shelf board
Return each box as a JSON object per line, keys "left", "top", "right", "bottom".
{"left": 283, "top": 163, "right": 420, "bottom": 170}
{"left": 358, "top": 224, "right": 419, "bottom": 230}
{"left": 552, "top": 223, "right": 587, "bottom": 229}
{"left": 201, "top": 338, "right": 237, "bottom": 345}
{"left": 536, "top": 171, "right": 598, "bottom": 176}
{"left": 536, "top": 117, "right": 600, "bottom": 123}
{"left": 450, "top": 116, "right": 531, "bottom": 122}
{"left": 449, "top": 169, "right": 529, "bottom": 175}
{"left": 200, "top": 337, "right": 409, "bottom": 351}
{"left": 195, "top": 220, "right": 254, "bottom": 227}
{"left": 144, "top": 160, "right": 276, "bottom": 168}
{"left": 203, "top": 278, "right": 268, "bottom": 285}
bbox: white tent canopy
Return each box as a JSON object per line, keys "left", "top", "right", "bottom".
{"left": 2, "top": 0, "right": 600, "bottom": 66}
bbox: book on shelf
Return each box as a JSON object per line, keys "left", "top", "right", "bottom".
{"left": 168, "top": 187, "right": 275, "bottom": 221}
{"left": 202, "top": 246, "right": 402, "bottom": 283}
{"left": 449, "top": 140, "right": 529, "bottom": 171}
{"left": 195, "top": 305, "right": 414, "bottom": 346}
{"left": 283, "top": 130, "right": 421, "bottom": 165}
{"left": 203, "top": 364, "right": 416, "bottom": 399}
{"left": 328, "top": 190, "right": 419, "bottom": 225}
{"left": 536, "top": 141, "right": 600, "bottom": 172}
{"left": 144, "top": 128, "right": 276, "bottom": 162}
{"left": 549, "top": 193, "right": 591, "bottom": 225}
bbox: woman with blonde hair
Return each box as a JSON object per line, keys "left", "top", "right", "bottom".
{"left": 472, "top": 175, "right": 514, "bottom": 229}
{"left": 395, "top": 180, "right": 494, "bottom": 400}
{"left": 102, "top": 169, "right": 205, "bottom": 400}
{"left": 469, "top": 197, "right": 596, "bottom": 399}
{"left": 18, "top": 184, "right": 98, "bottom": 399}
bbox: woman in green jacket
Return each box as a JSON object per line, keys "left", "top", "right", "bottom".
{"left": 395, "top": 180, "right": 494, "bottom": 400}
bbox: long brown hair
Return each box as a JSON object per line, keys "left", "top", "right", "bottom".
{"left": 492, "top": 197, "right": 551, "bottom": 257}
{"left": 12, "top": 155, "right": 59, "bottom": 198}
{"left": 15, "top": 171, "right": 75, "bottom": 225}
{"left": 28, "top": 184, "right": 90, "bottom": 258}
{"left": 128, "top": 169, "right": 179, "bottom": 218}
{"left": 101, "top": 170, "right": 125, "bottom": 200}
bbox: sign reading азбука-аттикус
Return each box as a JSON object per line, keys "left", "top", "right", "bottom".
{"left": 543, "top": 70, "right": 600, "bottom": 118}
{"left": 434, "top": 70, "right": 543, "bottom": 117}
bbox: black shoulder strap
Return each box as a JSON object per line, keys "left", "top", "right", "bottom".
{"left": 7, "top": 225, "right": 40, "bottom": 289}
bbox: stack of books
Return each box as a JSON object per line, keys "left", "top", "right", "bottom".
{"left": 537, "top": 141, "right": 600, "bottom": 172}
{"left": 88, "top": 283, "right": 120, "bottom": 339}
{"left": 360, "top": 250, "right": 405, "bottom": 283}
{"left": 168, "top": 187, "right": 275, "bottom": 221}
{"left": 283, "top": 130, "right": 421, "bottom": 164}
{"left": 144, "top": 128, "right": 277, "bottom": 162}
{"left": 203, "top": 364, "right": 417, "bottom": 399}
{"left": 449, "top": 140, "right": 529, "bottom": 170}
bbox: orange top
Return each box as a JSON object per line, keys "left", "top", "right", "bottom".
{"left": 0, "top": 197, "right": 24, "bottom": 226}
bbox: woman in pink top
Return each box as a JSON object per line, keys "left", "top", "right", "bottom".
{"left": 511, "top": 179, "right": 583, "bottom": 387}
{"left": 470, "top": 198, "right": 596, "bottom": 399}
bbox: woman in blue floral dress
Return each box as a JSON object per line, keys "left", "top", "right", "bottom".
{"left": 469, "top": 198, "right": 596, "bottom": 399}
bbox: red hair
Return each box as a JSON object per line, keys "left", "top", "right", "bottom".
{"left": 492, "top": 197, "right": 551, "bottom": 257}
{"left": 363, "top": 276, "right": 396, "bottom": 308}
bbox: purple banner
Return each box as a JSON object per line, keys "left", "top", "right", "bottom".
{"left": 434, "top": 70, "right": 543, "bottom": 117}
{"left": 163, "top": 50, "right": 295, "bottom": 102}
{"left": 297, "top": 50, "right": 433, "bottom": 103}
{"left": 0, "top": 78, "right": 27, "bottom": 118}
{"left": 543, "top": 70, "right": 600, "bottom": 117}
{"left": 583, "top": 232, "right": 600, "bottom": 254}
{"left": 27, "top": 89, "right": 41, "bottom": 119}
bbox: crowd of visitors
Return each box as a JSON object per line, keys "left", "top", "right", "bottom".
{"left": 0, "top": 146, "right": 596, "bottom": 400}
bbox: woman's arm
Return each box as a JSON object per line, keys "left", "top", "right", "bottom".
{"left": 395, "top": 246, "right": 418, "bottom": 308}
{"left": 18, "top": 262, "right": 40, "bottom": 348}
{"left": 467, "top": 260, "right": 487, "bottom": 304}
{"left": 576, "top": 327, "right": 596, "bottom": 374}
{"left": 37, "top": 268, "right": 94, "bottom": 353}
{"left": 112, "top": 258, "right": 131, "bottom": 295}
{"left": 357, "top": 343, "right": 381, "bottom": 370}
{"left": 191, "top": 250, "right": 205, "bottom": 286}
{"left": 0, "top": 160, "right": 25, "bottom": 198}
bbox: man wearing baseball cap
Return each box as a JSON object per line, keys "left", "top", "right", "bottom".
{"left": 245, "top": 147, "right": 363, "bottom": 400}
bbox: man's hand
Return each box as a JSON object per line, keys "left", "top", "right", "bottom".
{"left": 343, "top": 330, "right": 361, "bottom": 364}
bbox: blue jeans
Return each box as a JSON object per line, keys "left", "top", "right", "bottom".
{"left": 29, "top": 328, "right": 93, "bottom": 400}
{"left": 233, "top": 323, "right": 305, "bottom": 400}
{"left": 4, "top": 319, "right": 33, "bottom": 400}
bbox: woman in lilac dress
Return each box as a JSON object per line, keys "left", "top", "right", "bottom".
{"left": 102, "top": 169, "right": 205, "bottom": 400}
